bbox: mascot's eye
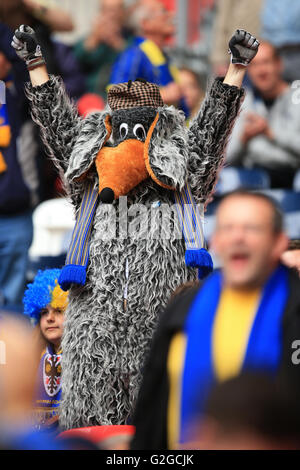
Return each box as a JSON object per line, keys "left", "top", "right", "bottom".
{"left": 119, "top": 123, "right": 129, "bottom": 140}
{"left": 133, "top": 123, "right": 146, "bottom": 141}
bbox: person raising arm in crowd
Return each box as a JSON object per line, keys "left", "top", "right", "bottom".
{"left": 226, "top": 41, "right": 300, "bottom": 188}
{"left": 73, "top": 0, "right": 132, "bottom": 98}
{"left": 109, "top": 0, "right": 185, "bottom": 109}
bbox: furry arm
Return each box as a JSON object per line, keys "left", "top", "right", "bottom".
{"left": 188, "top": 77, "right": 245, "bottom": 205}
{"left": 25, "top": 75, "right": 81, "bottom": 173}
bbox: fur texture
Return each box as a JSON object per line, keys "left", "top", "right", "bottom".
{"left": 147, "top": 106, "right": 188, "bottom": 190}
{"left": 26, "top": 75, "right": 244, "bottom": 429}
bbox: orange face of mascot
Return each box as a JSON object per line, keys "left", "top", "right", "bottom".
{"left": 95, "top": 80, "right": 175, "bottom": 203}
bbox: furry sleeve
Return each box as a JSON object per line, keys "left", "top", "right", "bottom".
{"left": 25, "top": 75, "right": 82, "bottom": 174}
{"left": 187, "top": 77, "right": 245, "bottom": 205}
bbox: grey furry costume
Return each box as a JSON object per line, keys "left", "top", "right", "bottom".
{"left": 25, "top": 76, "right": 244, "bottom": 429}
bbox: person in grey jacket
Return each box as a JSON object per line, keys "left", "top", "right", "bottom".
{"left": 11, "top": 25, "right": 259, "bottom": 430}
{"left": 226, "top": 41, "right": 300, "bottom": 188}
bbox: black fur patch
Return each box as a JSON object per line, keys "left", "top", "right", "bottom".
{"left": 111, "top": 107, "right": 157, "bottom": 144}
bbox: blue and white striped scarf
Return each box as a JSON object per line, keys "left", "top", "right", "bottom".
{"left": 59, "top": 182, "right": 213, "bottom": 291}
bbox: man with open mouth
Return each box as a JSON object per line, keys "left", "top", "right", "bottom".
{"left": 132, "top": 190, "right": 300, "bottom": 449}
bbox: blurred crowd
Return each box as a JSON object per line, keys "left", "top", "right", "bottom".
{"left": 1, "top": 0, "right": 300, "bottom": 451}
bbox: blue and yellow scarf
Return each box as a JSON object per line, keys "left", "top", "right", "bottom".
{"left": 58, "top": 182, "right": 213, "bottom": 291}
{"left": 167, "top": 265, "right": 289, "bottom": 447}
{"left": 0, "top": 78, "right": 12, "bottom": 173}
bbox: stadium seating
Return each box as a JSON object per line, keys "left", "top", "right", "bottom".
{"left": 204, "top": 168, "right": 300, "bottom": 242}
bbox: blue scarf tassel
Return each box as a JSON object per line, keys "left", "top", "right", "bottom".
{"left": 59, "top": 265, "right": 86, "bottom": 291}
{"left": 185, "top": 248, "right": 213, "bottom": 279}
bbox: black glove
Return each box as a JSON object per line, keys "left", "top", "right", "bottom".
{"left": 228, "top": 29, "right": 259, "bottom": 66}
{"left": 11, "top": 24, "right": 45, "bottom": 70}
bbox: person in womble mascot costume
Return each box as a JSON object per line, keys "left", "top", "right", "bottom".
{"left": 11, "top": 25, "right": 259, "bottom": 429}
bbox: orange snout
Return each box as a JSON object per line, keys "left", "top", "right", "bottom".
{"left": 95, "top": 139, "right": 149, "bottom": 201}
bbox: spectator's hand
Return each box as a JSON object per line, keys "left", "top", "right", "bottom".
{"left": 281, "top": 250, "right": 300, "bottom": 275}
{"left": 22, "top": 0, "right": 40, "bottom": 11}
{"left": 85, "top": 15, "right": 121, "bottom": 50}
{"left": 22, "top": 0, "right": 74, "bottom": 32}
{"left": 160, "top": 82, "right": 182, "bottom": 106}
{"left": 11, "top": 25, "right": 43, "bottom": 65}
{"left": 228, "top": 29, "right": 259, "bottom": 66}
{"left": 263, "top": 123, "right": 274, "bottom": 141}
{"left": 241, "top": 113, "right": 268, "bottom": 144}
{"left": 91, "top": 16, "right": 109, "bottom": 43}
{"left": 97, "top": 18, "right": 124, "bottom": 49}
{"left": 105, "top": 29, "right": 125, "bottom": 51}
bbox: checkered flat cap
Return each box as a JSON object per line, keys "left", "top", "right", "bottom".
{"left": 108, "top": 79, "right": 164, "bottom": 110}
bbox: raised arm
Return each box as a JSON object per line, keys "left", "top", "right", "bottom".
{"left": 188, "top": 30, "right": 259, "bottom": 204}
{"left": 11, "top": 25, "right": 81, "bottom": 174}
{"left": 22, "top": 0, "right": 74, "bottom": 32}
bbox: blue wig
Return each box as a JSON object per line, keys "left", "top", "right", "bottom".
{"left": 23, "top": 269, "right": 62, "bottom": 324}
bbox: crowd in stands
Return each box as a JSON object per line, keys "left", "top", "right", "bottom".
{"left": 1, "top": 0, "right": 300, "bottom": 451}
